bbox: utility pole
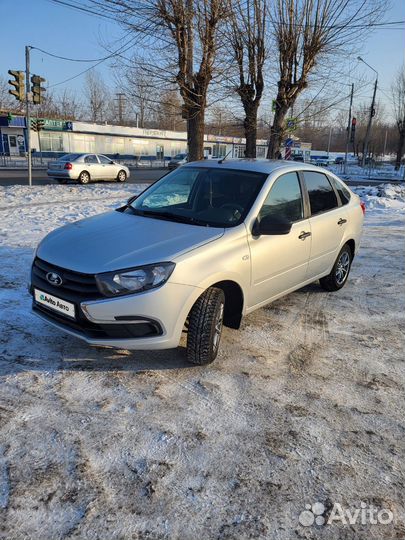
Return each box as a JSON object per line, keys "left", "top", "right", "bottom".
{"left": 25, "top": 45, "right": 32, "bottom": 187}
{"left": 357, "top": 57, "right": 379, "bottom": 168}
{"left": 115, "top": 92, "right": 126, "bottom": 124}
{"left": 362, "top": 78, "right": 377, "bottom": 167}
{"left": 327, "top": 126, "right": 332, "bottom": 157}
{"left": 344, "top": 83, "right": 354, "bottom": 174}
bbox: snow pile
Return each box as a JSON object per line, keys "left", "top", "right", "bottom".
{"left": 352, "top": 183, "right": 405, "bottom": 212}
{"left": 0, "top": 183, "right": 148, "bottom": 248}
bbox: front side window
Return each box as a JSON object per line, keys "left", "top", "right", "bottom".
{"left": 259, "top": 172, "right": 303, "bottom": 223}
{"left": 130, "top": 167, "right": 268, "bottom": 227}
{"left": 303, "top": 171, "right": 338, "bottom": 215}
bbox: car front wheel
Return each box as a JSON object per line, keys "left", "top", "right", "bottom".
{"left": 78, "top": 171, "right": 90, "bottom": 184}
{"left": 117, "top": 170, "right": 127, "bottom": 182}
{"left": 319, "top": 244, "right": 353, "bottom": 291}
{"left": 186, "top": 287, "right": 225, "bottom": 365}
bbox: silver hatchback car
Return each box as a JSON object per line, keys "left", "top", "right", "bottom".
{"left": 31, "top": 160, "right": 364, "bottom": 365}
{"left": 47, "top": 153, "right": 130, "bottom": 184}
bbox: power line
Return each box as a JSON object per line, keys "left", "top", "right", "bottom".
{"left": 47, "top": 0, "right": 115, "bottom": 22}
{"left": 31, "top": 46, "right": 119, "bottom": 63}
{"left": 46, "top": 36, "right": 137, "bottom": 88}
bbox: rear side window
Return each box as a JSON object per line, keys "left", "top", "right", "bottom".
{"left": 303, "top": 171, "right": 338, "bottom": 215}
{"left": 330, "top": 177, "right": 351, "bottom": 205}
{"left": 85, "top": 154, "right": 98, "bottom": 164}
{"left": 259, "top": 172, "right": 303, "bottom": 222}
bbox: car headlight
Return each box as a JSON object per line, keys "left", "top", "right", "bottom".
{"left": 95, "top": 262, "right": 175, "bottom": 297}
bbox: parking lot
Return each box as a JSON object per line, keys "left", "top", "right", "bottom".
{"left": 0, "top": 182, "right": 404, "bottom": 539}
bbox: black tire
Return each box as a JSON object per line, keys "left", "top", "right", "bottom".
{"left": 78, "top": 171, "right": 90, "bottom": 184}
{"left": 319, "top": 244, "right": 353, "bottom": 291}
{"left": 56, "top": 178, "right": 67, "bottom": 184}
{"left": 186, "top": 287, "right": 225, "bottom": 365}
{"left": 117, "top": 170, "right": 127, "bottom": 182}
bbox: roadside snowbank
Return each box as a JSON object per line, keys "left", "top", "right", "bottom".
{"left": 352, "top": 183, "right": 405, "bottom": 212}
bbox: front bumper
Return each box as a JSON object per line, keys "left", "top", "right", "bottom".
{"left": 31, "top": 280, "right": 203, "bottom": 350}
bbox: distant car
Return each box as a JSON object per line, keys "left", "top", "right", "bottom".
{"left": 168, "top": 153, "right": 188, "bottom": 170}
{"left": 311, "top": 157, "right": 329, "bottom": 167}
{"left": 47, "top": 153, "right": 130, "bottom": 184}
{"left": 335, "top": 156, "right": 344, "bottom": 165}
{"left": 292, "top": 155, "right": 304, "bottom": 162}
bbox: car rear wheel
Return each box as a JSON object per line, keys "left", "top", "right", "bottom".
{"left": 78, "top": 171, "right": 90, "bottom": 184}
{"left": 319, "top": 244, "right": 353, "bottom": 291}
{"left": 117, "top": 170, "right": 127, "bottom": 182}
{"left": 186, "top": 287, "right": 225, "bottom": 365}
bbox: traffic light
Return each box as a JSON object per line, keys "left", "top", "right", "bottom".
{"left": 30, "top": 119, "right": 45, "bottom": 132}
{"left": 350, "top": 117, "right": 356, "bottom": 143}
{"left": 8, "top": 70, "right": 25, "bottom": 102}
{"left": 31, "top": 74, "right": 46, "bottom": 104}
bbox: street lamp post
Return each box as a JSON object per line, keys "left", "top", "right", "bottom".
{"left": 357, "top": 56, "right": 378, "bottom": 168}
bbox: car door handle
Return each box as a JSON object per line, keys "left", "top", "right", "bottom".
{"left": 298, "top": 231, "right": 311, "bottom": 240}
{"left": 337, "top": 218, "right": 347, "bottom": 225}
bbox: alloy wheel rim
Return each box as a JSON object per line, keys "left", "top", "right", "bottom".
{"left": 212, "top": 303, "right": 224, "bottom": 352}
{"left": 335, "top": 251, "right": 350, "bottom": 285}
{"left": 119, "top": 172, "right": 126, "bottom": 181}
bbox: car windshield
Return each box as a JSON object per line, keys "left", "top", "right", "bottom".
{"left": 174, "top": 154, "right": 187, "bottom": 159}
{"left": 129, "top": 167, "right": 268, "bottom": 227}
{"left": 59, "top": 153, "right": 81, "bottom": 161}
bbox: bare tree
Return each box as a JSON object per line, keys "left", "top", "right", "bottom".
{"left": 228, "top": 0, "right": 267, "bottom": 157}
{"left": 392, "top": 66, "right": 405, "bottom": 170}
{"left": 113, "top": 63, "right": 155, "bottom": 127}
{"left": 57, "top": 89, "right": 83, "bottom": 120}
{"left": 83, "top": 70, "right": 111, "bottom": 123}
{"left": 89, "top": 0, "right": 229, "bottom": 161}
{"left": 267, "top": 0, "right": 385, "bottom": 158}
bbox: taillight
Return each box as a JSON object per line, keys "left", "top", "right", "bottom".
{"left": 360, "top": 201, "right": 366, "bottom": 215}
{"left": 64, "top": 162, "right": 73, "bottom": 170}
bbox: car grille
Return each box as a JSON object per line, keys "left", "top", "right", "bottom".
{"left": 32, "top": 257, "right": 101, "bottom": 300}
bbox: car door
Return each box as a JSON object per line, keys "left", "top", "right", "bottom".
{"left": 84, "top": 154, "right": 102, "bottom": 179}
{"left": 247, "top": 171, "right": 312, "bottom": 308}
{"left": 302, "top": 170, "right": 348, "bottom": 279}
{"left": 98, "top": 154, "right": 116, "bottom": 179}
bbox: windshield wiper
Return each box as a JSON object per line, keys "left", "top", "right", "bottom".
{"left": 129, "top": 209, "right": 209, "bottom": 226}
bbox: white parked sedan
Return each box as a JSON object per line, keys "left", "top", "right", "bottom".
{"left": 32, "top": 160, "right": 364, "bottom": 365}
{"left": 47, "top": 153, "right": 130, "bottom": 184}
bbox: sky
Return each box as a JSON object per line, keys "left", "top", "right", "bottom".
{"left": 1, "top": 0, "right": 404, "bottom": 120}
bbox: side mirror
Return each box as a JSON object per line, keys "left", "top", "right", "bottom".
{"left": 253, "top": 215, "right": 292, "bottom": 236}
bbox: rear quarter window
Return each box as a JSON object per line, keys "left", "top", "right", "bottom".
{"left": 330, "top": 177, "right": 351, "bottom": 205}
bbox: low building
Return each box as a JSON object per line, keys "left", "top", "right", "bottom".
{"left": 0, "top": 115, "right": 27, "bottom": 156}
{"left": 0, "top": 114, "right": 312, "bottom": 161}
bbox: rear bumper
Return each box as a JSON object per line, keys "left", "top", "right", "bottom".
{"left": 47, "top": 170, "right": 76, "bottom": 179}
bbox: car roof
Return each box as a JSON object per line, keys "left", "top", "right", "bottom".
{"left": 182, "top": 158, "right": 325, "bottom": 175}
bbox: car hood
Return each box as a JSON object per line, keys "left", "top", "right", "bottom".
{"left": 37, "top": 210, "right": 224, "bottom": 274}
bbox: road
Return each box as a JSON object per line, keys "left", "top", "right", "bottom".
{"left": 0, "top": 168, "right": 165, "bottom": 187}
{"left": 0, "top": 167, "right": 402, "bottom": 188}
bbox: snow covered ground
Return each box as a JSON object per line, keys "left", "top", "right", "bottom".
{"left": 0, "top": 183, "right": 404, "bottom": 539}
